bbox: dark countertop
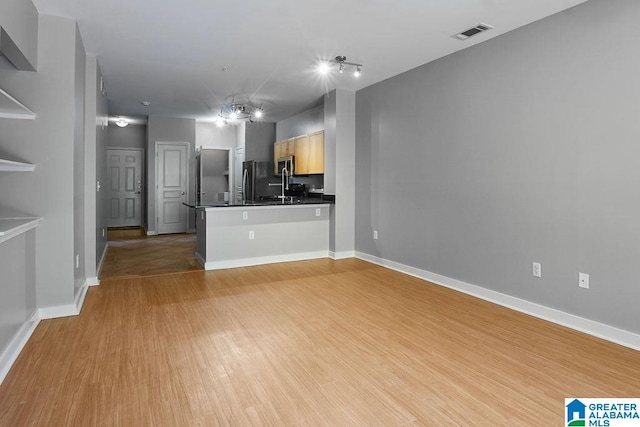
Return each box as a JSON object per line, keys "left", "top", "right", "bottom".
{"left": 184, "top": 195, "right": 334, "bottom": 209}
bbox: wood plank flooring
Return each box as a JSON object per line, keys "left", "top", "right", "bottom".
{"left": 100, "top": 231, "right": 201, "bottom": 279}
{"left": 1, "top": 258, "right": 639, "bottom": 425}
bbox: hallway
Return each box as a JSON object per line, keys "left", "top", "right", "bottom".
{"left": 100, "top": 229, "right": 202, "bottom": 279}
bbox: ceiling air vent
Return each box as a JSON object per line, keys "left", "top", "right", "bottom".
{"left": 452, "top": 23, "right": 493, "bottom": 41}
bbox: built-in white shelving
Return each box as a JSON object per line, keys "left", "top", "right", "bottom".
{"left": 0, "top": 158, "right": 35, "bottom": 172}
{"left": 0, "top": 217, "right": 42, "bottom": 244}
{"left": 0, "top": 87, "right": 35, "bottom": 119}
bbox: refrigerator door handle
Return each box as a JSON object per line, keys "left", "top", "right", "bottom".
{"left": 242, "top": 169, "right": 248, "bottom": 203}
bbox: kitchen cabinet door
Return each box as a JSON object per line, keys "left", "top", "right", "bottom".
{"left": 308, "top": 131, "right": 324, "bottom": 174}
{"left": 294, "top": 135, "right": 310, "bottom": 174}
{"left": 273, "top": 142, "right": 281, "bottom": 175}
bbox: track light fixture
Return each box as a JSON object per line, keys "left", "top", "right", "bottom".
{"left": 318, "top": 55, "right": 363, "bottom": 78}
{"left": 216, "top": 99, "right": 264, "bottom": 126}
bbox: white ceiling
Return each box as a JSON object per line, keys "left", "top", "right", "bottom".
{"left": 32, "top": 0, "right": 590, "bottom": 123}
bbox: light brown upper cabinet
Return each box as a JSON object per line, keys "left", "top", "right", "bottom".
{"left": 273, "top": 138, "right": 297, "bottom": 174}
{"left": 294, "top": 135, "right": 310, "bottom": 174}
{"left": 274, "top": 131, "right": 324, "bottom": 175}
{"left": 307, "top": 131, "right": 324, "bottom": 174}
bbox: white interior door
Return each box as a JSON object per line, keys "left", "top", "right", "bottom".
{"left": 156, "top": 142, "right": 188, "bottom": 234}
{"left": 107, "top": 149, "right": 143, "bottom": 227}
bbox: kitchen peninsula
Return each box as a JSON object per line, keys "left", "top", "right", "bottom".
{"left": 195, "top": 199, "right": 331, "bottom": 270}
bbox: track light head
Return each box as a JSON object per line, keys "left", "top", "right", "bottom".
{"left": 317, "top": 55, "right": 363, "bottom": 78}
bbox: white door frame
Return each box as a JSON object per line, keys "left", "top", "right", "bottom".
{"left": 155, "top": 141, "right": 190, "bottom": 234}
{"left": 106, "top": 147, "right": 145, "bottom": 227}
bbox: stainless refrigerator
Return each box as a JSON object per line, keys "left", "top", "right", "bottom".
{"left": 242, "top": 161, "right": 277, "bottom": 203}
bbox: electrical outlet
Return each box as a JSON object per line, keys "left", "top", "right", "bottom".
{"left": 242, "top": 211, "right": 248, "bottom": 220}
{"left": 249, "top": 230, "right": 255, "bottom": 240}
{"left": 579, "top": 272, "right": 589, "bottom": 289}
{"left": 532, "top": 262, "right": 541, "bottom": 278}
{"left": 75, "top": 254, "right": 79, "bottom": 269}
{"left": 315, "top": 208, "right": 321, "bottom": 217}
{"left": 373, "top": 230, "right": 378, "bottom": 240}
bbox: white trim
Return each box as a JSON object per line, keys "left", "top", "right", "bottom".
{"left": 0, "top": 217, "right": 42, "bottom": 244}
{"left": 329, "top": 250, "right": 355, "bottom": 260}
{"left": 106, "top": 146, "right": 145, "bottom": 152}
{"left": 74, "top": 280, "right": 89, "bottom": 313}
{"left": 38, "top": 279, "right": 90, "bottom": 320}
{"left": 202, "top": 251, "right": 329, "bottom": 270}
{"left": 195, "top": 251, "right": 206, "bottom": 268}
{"left": 355, "top": 252, "right": 640, "bottom": 351}
{"left": 96, "top": 243, "right": 108, "bottom": 278}
{"left": 145, "top": 230, "right": 158, "bottom": 236}
{"left": 0, "top": 310, "right": 39, "bottom": 385}
{"left": 38, "top": 304, "right": 77, "bottom": 319}
{"left": 87, "top": 277, "right": 100, "bottom": 286}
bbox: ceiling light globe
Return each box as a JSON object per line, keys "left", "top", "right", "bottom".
{"left": 318, "top": 62, "right": 330, "bottom": 75}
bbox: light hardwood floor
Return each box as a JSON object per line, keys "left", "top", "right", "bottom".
{"left": 0, "top": 258, "right": 639, "bottom": 425}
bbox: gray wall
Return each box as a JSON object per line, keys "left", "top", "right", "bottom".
{"left": 0, "top": 14, "right": 81, "bottom": 308}
{"left": 146, "top": 115, "right": 196, "bottom": 233}
{"left": 73, "top": 24, "right": 86, "bottom": 296}
{"left": 196, "top": 122, "right": 236, "bottom": 149}
{"left": 84, "top": 55, "right": 109, "bottom": 278}
{"left": 0, "top": 0, "right": 38, "bottom": 70}
{"left": 0, "top": 13, "right": 88, "bottom": 314}
{"left": 245, "top": 122, "right": 276, "bottom": 162}
{"left": 108, "top": 123, "right": 146, "bottom": 149}
{"left": 276, "top": 105, "right": 323, "bottom": 141}
{"left": 95, "top": 64, "right": 109, "bottom": 268}
{"left": 324, "top": 90, "right": 355, "bottom": 256}
{"left": 355, "top": 0, "right": 640, "bottom": 334}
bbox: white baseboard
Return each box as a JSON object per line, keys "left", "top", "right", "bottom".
{"left": 87, "top": 277, "right": 99, "bottom": 286}
{"left": 38, "top": 279, "right": 89, "bottom": 320}
{"left": 0, "top": 310, "right": 40, "bottom": 385}
{"left": 203, "top": 251, "right": 329, "bottom": 270}
{"left": 329, "top": 250, "right": 356, "bottom": 260}
{"left": 145, "top": 230, "right": 158, "bottom": 236}
{"left": 355, "top": 252, "right": 640, "bottom": 352}
{"left": 96, "top": 243, "right": 108, "bottom": 278}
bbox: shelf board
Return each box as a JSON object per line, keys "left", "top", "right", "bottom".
{"left": 0, "top": 87, "right": 36, "bottom": 119}
{"left": 0, "top": 217, "right": 41, "bottom": 244}
{"left": 0, "top": 158, "right": 35, "bottom": 171}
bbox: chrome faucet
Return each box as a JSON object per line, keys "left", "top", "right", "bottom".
{"left": 280, "top": 166, "right": 289, "bottom": 200}
{"left": 267, "top": 166, "right": 290, "bottom": 201}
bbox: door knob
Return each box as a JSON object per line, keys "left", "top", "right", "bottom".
{"left": 181, "top": 191, "right": 186, "bottom": 195}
